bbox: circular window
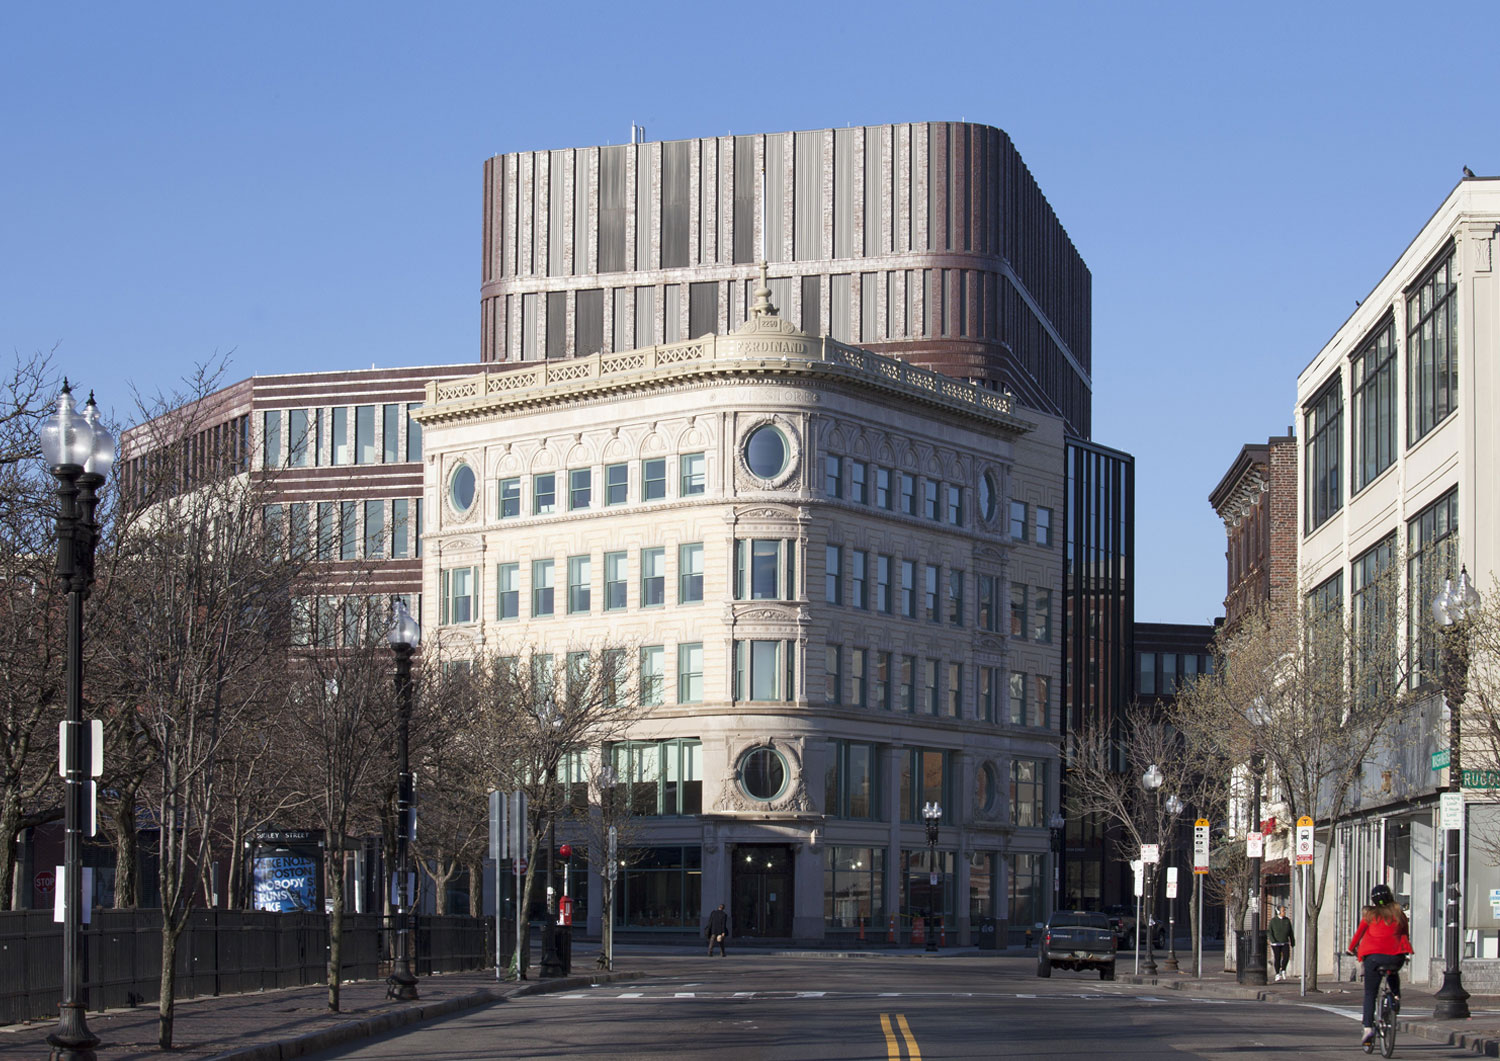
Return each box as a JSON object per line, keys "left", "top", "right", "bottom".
{"left": 975, "top": 762, "right": 998, "bottom": 815}
{"left": 739, "top": 746, "right": 788, "bottom": 801}
{"left": 744, "top": 425, "right": 789, "bottom": 480}
{"left": 449, "top": 462, "right": 476, "bottom": 512}
{"left": 978, "top": 471, "right": 998, "bottom": 524}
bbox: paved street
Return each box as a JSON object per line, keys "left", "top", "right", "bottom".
{"left": 302, "top": 955, "right": 1473, "bottom": 1060}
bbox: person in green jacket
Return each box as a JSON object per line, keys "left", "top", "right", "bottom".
{"left": 1267, "top": 905, "right": 1295, "bottom": 981}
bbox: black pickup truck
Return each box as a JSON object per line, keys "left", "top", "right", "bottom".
{"left": 1037, "top": 910, "right": 1117, "bottom": 980}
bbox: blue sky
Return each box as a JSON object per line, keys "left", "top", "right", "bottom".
{"left": 5, "top": 1, "right": 1499, "bottom": 624}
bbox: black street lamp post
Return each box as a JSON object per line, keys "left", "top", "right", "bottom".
{"left": 1244, "top": 752, "right": 1268, "bottom": 986}
{"left": 1432, "top": 566, "right": 1479, "bottom": 1020}
{"left": 540, "top": 702, "right": 564, "bottom": 977}
{"left": 386, "top": 599, "right": 421, "bottom": 1001}
{"left": 922, "top": 801, "right": 942, "bottom": 951}
{"left": 1141, "top": 764, "right": 1163, "bottom": 976}
{"left": 1163, "top": 794, "right": 1184, "bottom": 973}
{"left": 42, "top": 383, "right": 113, "bottom": 1061}
{"left": 1048, "top": 811, "right": 1066, "bottom": 916}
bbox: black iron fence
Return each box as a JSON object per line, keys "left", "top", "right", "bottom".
{"left": 0, "top": 908, "right": 490, "bottom": 1026}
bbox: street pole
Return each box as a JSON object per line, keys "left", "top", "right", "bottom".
{"left": 540, "top": 761, "right": 563, "bottom": 976}
{"left": 1244, "top": 753, "right": 1267, "bottom": 986}
{"left": 922, "top": 801, "right": 942, "bottom": 952}
{"left": 1432, "top": 568, "right": 1479, "bottom": 1020}
{"left": 43, "top": 383, "right": 112, "bottom": 1061}
{"left": 1163, "top": 794, "right": 1182, "bottom": 973}
{"left": 386, "top": 600, "right": 420, "bottom": 1001}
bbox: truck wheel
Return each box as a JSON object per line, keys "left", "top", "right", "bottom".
{"left": 1037, "top": 956, "right": 1052, "bottom": 978}
{"left": 1100, "top": 964, "right": 1115, "bottom": 981}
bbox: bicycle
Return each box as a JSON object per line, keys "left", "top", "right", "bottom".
{"left": 1362, "top": 960, "right": 1400, "bottom": 1058}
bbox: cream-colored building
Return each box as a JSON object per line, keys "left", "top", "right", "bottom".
{"left": 416, "top": 287, "right": 1064, "bottom": 943}
{"left": 1295, "top": 177, "right": 1500, "bottom": 983}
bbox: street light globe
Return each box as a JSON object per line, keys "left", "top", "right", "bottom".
{"left": 1433, "top": 578, "right": 1455, "bottom": 627}
{"left": 387, "top": 598, "right": 421, "bottom": 648}
{"left": 80, "top": 392, "right": 115, "bottom": 480}
{"left": 1166, "top": 794, "right": 1184, "bottom": 816}
{"left": 1141, "top": 763, "right": 1164, "bottom": 791}
{"left": 39, "top": 381, "right": 95, "bottom": 470}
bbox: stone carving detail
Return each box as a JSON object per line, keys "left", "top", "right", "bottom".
{"left": 714, "top": 736, "right": 812, "bottom": 813}
{"left": 733, "top": 413, "right": 803, "bottom": 493}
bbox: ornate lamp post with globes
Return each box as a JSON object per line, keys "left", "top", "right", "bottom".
{"left": 41, "top": 382, "right": 114, "bottom": 1061}
{"left": 386, "top": 599, "right": 421, "bottom": 1001}
{"left": 1140, "top": 764, "right": 1163, "bottom": 976}
{"left": 922, "top": 801, "right": 942, "bottom": 951}
{"left": 1432, "top": 566, "right": 1480, "bottom": 1020}
{"left": 1162, "top": 793, "right": 1184, "bottom": 973}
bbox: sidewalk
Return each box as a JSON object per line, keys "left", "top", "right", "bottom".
{"left": 1117, "top": 957, "right": 1500, "bottom": 1056}
{"left": 0, "top": 966, "right": 640, "bottom": 1061}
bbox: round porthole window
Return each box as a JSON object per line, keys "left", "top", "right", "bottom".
{"left": 978, "top": 471, "right": 999, "bottom": 524}
{"left": 449, "top": 462, "right": 476, "bottom": 512}
{"left": 739, "top": 746, "right": 788, "bottom": 801}
{"left": 744, "top": 425, "right": 789, "bottom": 480}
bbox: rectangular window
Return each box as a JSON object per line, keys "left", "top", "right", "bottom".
{"left": 316, "top": 501, "right": 335, "bottom": 559}
{"left": 641, "top": 646, "right": 665, "bottom": 706}
{"left": 1009, "top": 852, "right": 1043, "bottom": 927}
{"left": 947, "top": 569, "right": 964, "bottom": 626}
{"left": 1408, "top": 487, "right": 1459, "bottom": 684}
{"left": 1032, "top": 590, "right": 1053, "bottom": 643}
{"left": 288, "top": 408, "right": 312, "bottom": 467}
{"left": 900, "top": 655, "right": 917, "bottom": 712}
{"left": 1304, "top": 377, "right": 1343, "bottom": 532}
{"left": 923, "top": 479, "right": 939, "bottom": 520}
{"left": 850, "top": 648, "right": 867, "bottom": 707}
{"left": 1009, "top": 674, "right": 1028, "bottom": 725}
{"left": 642, "top": 458, "right": 667, "bottom": 500}
{"left": 824, "top": 743, "right": 879, "bottom": 823}
{"left": 923, "top": 564, "right": 940, "bottom": 622}
{"left": 533, "top": 473, "right": 557, "bottom": 515}
{"left": 497, "top": 563, "right": 519, "bottom": 620}
{"left": 901, "top": 560, "right": 917, "bottom": 618}
{"left": 680, "top": 452, "right": 706, "bottom": 496}
{"left": 567, "top": 555, "right": 591, "bottom": 614}
{"left": 900, "top": 473, "right": 917, "bottom": 516}
{"left": 604, "top": 551, "right": 628, "bottom": 611}
{"left": 499, "top": 477, "right": 521, "bottom": 518}
{"left": 405, "top": 403, "right": 422, "bottom": 462}
{"left": 391, "top": 498, "right": 410, "bottom": 558}
{"left": 979, "top": 667, "right": 996, "bottom": 723}
{"left": 851, "top": 551, "right": 868, "bottom": 609}
{"left": 605, "top": 462, "right": 628, "bottom": 505}
{"left": 736, "top": 539, "right": 793, "bottom": 600}
{"left": 978, "top": 575, "right": 997, "bottom": 631}
{"left": 441, "top": 566, "right": 476, "bottom": 625}
{"left": 569, "top": 468, "right": 591, "bottom": 510}
{"left": 825, "top": 455, "right": 843, "bottom": 498}
{"left": 677, "top": 643, "right": 703, "bottom": 704}
{"left": 332, "top": 407, "right": 350, "bottom": 465}
{"left": 1010, "top": 759, "right": 1043, "bottom": 827}
{"left": 383, "top": 403, "right": 401, "bottom": 463}
{"left": 826, "top": 544, "right": 843, "bottom": 605}
{"left": 875, "top": 467, "right": 892, "bottom": 510}
{"left": 946, "top": 484, "right": 963, "bottom": 525}
{"left": 363, "top": 500, "right": 384, "bottom": 558}
{"left": 735, "top": 640, "right": 785, "bottom": 701}
{"left": 850, "top": 462, "right": 868, "bottom": 504}
{"left": 262, "top": 410, "right": 282, "bottom": 467}
{"left": 1352, "top": 317, "right": 1396, "bottom": 492}
{"left": 1036, "top": 507, "right": 1053, "bottom": 547}
{"left": 641, "top": 547, "right": 666, "bottom": 607}
{"left": 1010, "top": 500, "right": 1028, "bottom": 541}
{"left": 923, "top": 658, "right": 939, "bottom": 714}
{"left": 1138, "top": 652, "right": 1156, "bottom": 696}
{"left": 946, "top": 662, "right": 962, "bottom": 717}
{"left": 874, "top": 651, "right": 891, "bottom": 710}
{"left": 1010, "top": 583, "right": 1027, "bottom": 639}
{"left": 678, "top": 543, "right": 704, "bottom": 603}
{"left": 1032, "top": 674, "right": 1051, "bottom": 729}
{"left": 531, "top": 559, "right": 555, "bottom": 617}
{"left": 875, "top": 555, "right": 892, "bottom": 613}
{"left": 1407, "top": 248, "right": 1458, "bottom": 445}
{"left": 825, "top": 645, "right": 842, "bottom": 705}
{"left": 354, "top": 405, "right": 375, "bottom": 464}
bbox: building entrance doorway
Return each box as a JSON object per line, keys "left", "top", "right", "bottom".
{"left": 731, "top": 844, "right": 794, "bottom": 938}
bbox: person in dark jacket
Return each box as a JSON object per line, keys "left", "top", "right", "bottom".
{"left": 706, "top": 904, "right": 729, "bottom": 957}
{"left": 1267, "top": 905, "right": 1295, "bottom": 981}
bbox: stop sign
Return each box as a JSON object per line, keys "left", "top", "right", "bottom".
{"left": 35, "top": 868, "right": 55, "bottom": 894}
{"left": 513, "top": 857, "right": 528, "bottom": 876}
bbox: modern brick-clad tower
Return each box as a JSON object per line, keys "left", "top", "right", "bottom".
{"left": 479, "top": 122, "right": 1093, "bottom": 437}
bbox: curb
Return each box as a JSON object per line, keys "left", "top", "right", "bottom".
{"left": 205, "top": 971, "right": 642, "bottom": 1061}
{"left": 1399, "top": 1020, "right": 1500, "bottom": 1057}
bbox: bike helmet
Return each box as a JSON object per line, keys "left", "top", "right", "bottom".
{"left": 1370, "top": 883, "right": 1394, "bottom": 906}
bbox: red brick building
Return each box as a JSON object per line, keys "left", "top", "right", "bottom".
{"left": 1207, "top": 434, "right": 1298, "bottom": 630}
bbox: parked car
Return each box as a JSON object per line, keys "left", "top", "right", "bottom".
{"left": 1037, "top": 910, "right": 1116, "bottom": 980}
{"left": 1103, "top": 904, "right": 1165, "bottom": 949}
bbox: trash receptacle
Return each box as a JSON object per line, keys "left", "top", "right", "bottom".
{"left": 976, "top": 918, "right": 998, "bottom": 950}
{"left": 558, "top": 925, "right": 573, "bottom": 975}
{"left": 1235, "top": 930, "right": 1268, "bottom": 984}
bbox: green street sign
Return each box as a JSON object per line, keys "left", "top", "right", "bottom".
{"left": 1433, "top": 749, "right": 1451, "bottom": 771}
{"left": 1464, "top": 769, "right": 1500, "bottom": 790}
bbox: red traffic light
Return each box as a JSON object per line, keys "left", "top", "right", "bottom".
{"left": 559, "top": 844, "right": 572, "bottom": 860}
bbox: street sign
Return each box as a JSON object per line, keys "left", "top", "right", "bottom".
{"left": 1131, "top": 858, "right": 1144, "bottom": 897}
{"left": 1166, "top": 866, "right": 1178, "bottom": 898}
{"left": 1193, "top": 819, "right": 1210, "bottom": 875}
{"left": 34, "top": 868, "right": 55, "bottom": 895}
{"left": 929, "top": 871, "right": 939, "bottom": 886}
{"left": 1141, "top": 843, "right": 1160, "bottom": 864}
{"left": 1432, "top": 749, "right": 1451, "bottom": 771}
{"left": 1440, "top": 791, "right": 1465, "bottom": 830}
{"left": 1295, "top": 815, "right": 1314, "bottom": 866}
{"left": 514, "top": 857, "right": 529, "bottom": 876}
{"left": 1246, "top": 831, "right": 1264, "bottom": 859}
{"left": 489, "top": 790, "right": 506, "bottom": 862}
{"left": 1463, "top": 769, "right": 1500, "bottom": 789}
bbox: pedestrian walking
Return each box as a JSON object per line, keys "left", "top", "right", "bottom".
{"left": 706, "top": 903, "right": 729, "bottom": 957}
{"left": 1267, "top": 905, "right": 1295, "bottom": 981}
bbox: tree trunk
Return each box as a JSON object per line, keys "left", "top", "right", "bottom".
{"left": 111, "top": 796, "right": 139, "bottom": 908}
{"left": 327, "top": 854, "right": 344, "bottom": 1012}
{"left": 1305, "top": 896, "right": 1322, "bottom": 992}
{"left": 0, "top": 801, "right": 19, "bottom": 911}
{"left": 158, "top": 922, "right": 178, "bottom": 1049}
{"left": 467, "top": 858, "right": 483, "bottom": 918}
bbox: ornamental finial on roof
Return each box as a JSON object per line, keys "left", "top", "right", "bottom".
{"left": 751, "top": 261, "right": 778, "bottom": 318}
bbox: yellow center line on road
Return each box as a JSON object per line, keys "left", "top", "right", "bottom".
{"left": 879, "top": 1013, "right": 901, "bottom": 1059}
{"left": 896, "top": 1013, "right": 922, "bottom": 1060}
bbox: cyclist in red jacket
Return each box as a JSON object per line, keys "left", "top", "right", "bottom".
{"left": 1348, "top": 884, "right": 1413, "bottom": 1045}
